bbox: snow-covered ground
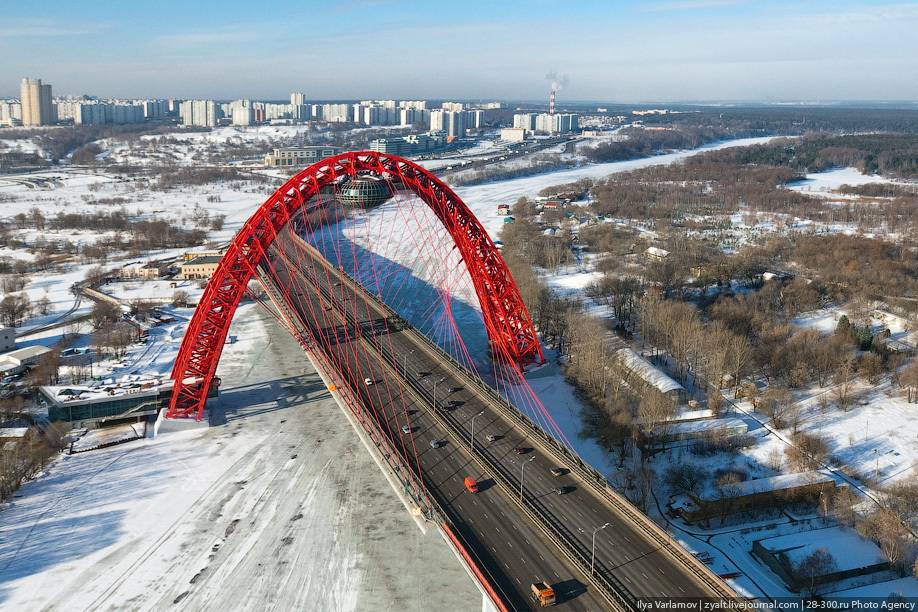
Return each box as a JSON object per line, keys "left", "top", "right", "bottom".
{"left": 3, "top": 129, "right": 916, "bottom": 603}
{"left": 787, "top": 167, "right": 897, "bottom": 194}
{"left": 0, "top": 305, "right": 479, "bottom": 611}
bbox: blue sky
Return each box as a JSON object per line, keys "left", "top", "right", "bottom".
{"left": 2, "top": 0, "right": 917, "bottom": 102}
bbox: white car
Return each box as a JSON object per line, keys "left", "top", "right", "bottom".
{"left": 429, "top": 439, "right": 441, "bottom": 449}
{"left": 401, "top": 425, "right": 411, "bottom": 435}
{"left": 364, "top": 377, "right": 373, "bottom": 386}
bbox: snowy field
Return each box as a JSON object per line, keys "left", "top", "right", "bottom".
{"left": 787, "top": 166, "right": 898, "bottom": 194}
{"left": 0, "top": 305, "right": 479, "bottom": 611}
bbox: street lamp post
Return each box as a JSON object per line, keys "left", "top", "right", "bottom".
{"left": 874, "top": 448, "right": 879, "bottom": 482}
{"left": 589, "top": 522, "right": 611, "bottom": 576}
{"left": 520, "top": 455, "right": 534, "bottom": 503}
{"left": 433, "top": 376, "right": 445, "bottom": 410}
{"left": 470, "top": 410, "right": 484, "bottom": 453}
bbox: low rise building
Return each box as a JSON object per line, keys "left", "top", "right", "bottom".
{"left": 646, "top": 246, "right": 670, "bottom": 261}
{"left": 0, "top": 345, "right": 51, "bottom": 376}
{"left": 180, "top": 254, "right": 223, "bottom": 280}
{"left": 263, "top": 146, "right": 339, "bottom": 168}
{"left": 614, "top": 347, "right": 688, "bottom": 405}
{"left": 668, "top": 472, "right": 836, "bottom": 525}
{"left": 39, "top": 378, "right": 217, "bottom": 427}
{"left": 0, "top": 327, "right": 15, "bottom": 353}
{"left": 118, "top": 259, "right": 173, "bottom": 280}
{"left": 651, "top": 417, "right": 748, "bottom": 445}
{"left": 499, "top": 127, "right": 525, "bottom": 142}
{"left": 752, "top": 525, "right": 889, "bottom": 593}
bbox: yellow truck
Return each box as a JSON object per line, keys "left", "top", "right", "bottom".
{"left": 531, "top": 582, "right": 556, "bottom": 606}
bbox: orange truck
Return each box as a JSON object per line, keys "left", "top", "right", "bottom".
{"left": 531, "top": 582, "right": 556, "bottom": 606}
{"left": 464, "top": 477, "right": 478, "bottom": 493}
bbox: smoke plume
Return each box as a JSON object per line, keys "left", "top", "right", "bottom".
{"left": 545, "top": 71, "right": 570, "bottom": 91}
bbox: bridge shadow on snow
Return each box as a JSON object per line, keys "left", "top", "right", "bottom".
{"left": 291, "top": 216, "right": 496, "bottom": 382}
{"left": 210, "top": 374, "right": 330, "bottom": 425}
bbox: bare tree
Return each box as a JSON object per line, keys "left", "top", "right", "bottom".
{"left": 793, "top": 547, "right": 837, "bottom": 598}
{"left": 90, "top": 300, "right": 122, "bottom": 329}
{"left": 0, "top": 293, "right": 31, "bottom": 327}
{"left": 830, "top": 487, "right": 860, "bottom": 526}
{"left": 663, "top": 462, "right": 708, "bottom": 494}
{"left": 172, "top": 290, "right": 190, "bottom": 307}
{"left": 759, "top": 385, "right": 793, "bottom": 428}
{"left": 899, "top": 359, "right": 918, "bottom": 403}
{"left": 0, "top": 274, "right": 28, "bottom": 293}
{"left": 35, "top": 295, "right": 52, "bottom": 316}
{"left": 85, "top": 264, "right": 109, "bottom": 285}
{"left": 832, "top": 350, "right": 858, "bottom": 412}
{"left": 638, "top": 392, "right": 676, "bottom": 453}
{"left": 725, "top": 333, "right": 752, "bottom": 398}
{"left": 766, "top": 447, "right": 784, "bottom": 471}
{"left": 714, "top": 473, "right": 744, "bottom": 526}
{"left": 857, "top": 508, "right": 909, "bottom": 567}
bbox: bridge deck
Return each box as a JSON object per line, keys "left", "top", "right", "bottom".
{"left": 258, "top": 230, "right": 733, "bottom": 610}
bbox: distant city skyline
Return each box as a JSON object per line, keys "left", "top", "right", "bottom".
{"left": 2, "top": 0, "right": 917, "bottom": 103}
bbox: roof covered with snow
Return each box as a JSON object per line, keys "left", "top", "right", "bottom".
{"left": 756, "top": 526, "right": 887, "bottom": 572}
{"left": 700, "top": 471, "right": 833, "bottom": 500}
{"left": 41, "top": 377, "right": 173, "bottom": 406}
{"left": 615, "top": 348, "right": 685, "bottom": 394}
{"left": 669, "top": 417, "right": 747, "bottom": 435}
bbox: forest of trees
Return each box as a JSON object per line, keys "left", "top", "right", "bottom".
{"left": 703, "top": 133, "right": 918, "bottom": 178}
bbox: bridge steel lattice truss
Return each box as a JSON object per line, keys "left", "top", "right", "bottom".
{"left": 167, "top": 151, "right": 544, "bottom": 420}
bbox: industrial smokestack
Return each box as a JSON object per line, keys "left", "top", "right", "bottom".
{"left": 550, "top": 90, "right": 555, "bottom": 117}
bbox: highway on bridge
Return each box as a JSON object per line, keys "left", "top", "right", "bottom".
{"left": 258, "top": 230, "right": 732, "bottom": 611}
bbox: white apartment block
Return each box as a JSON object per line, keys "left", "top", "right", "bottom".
{"left": 179, "top": 100, "right": 218, "bottom": 127}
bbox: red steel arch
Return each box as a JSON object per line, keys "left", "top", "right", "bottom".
{"left": 167, "top": 151, "right": 544, "bottom": 419}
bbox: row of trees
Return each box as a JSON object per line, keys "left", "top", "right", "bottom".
{"left": 0, "top": 424, "right": 70, "bottom": 500}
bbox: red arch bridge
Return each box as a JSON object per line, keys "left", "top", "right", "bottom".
{"left": 166, "top": 152, "right": 736, "bottom": 610}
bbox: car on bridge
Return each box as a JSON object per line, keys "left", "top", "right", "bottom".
{"left": 550, "top": 467, "right": 567, "bottom": 477}
{"left": 364, "top": 377, "right": 374, "bottom": 386}
{"left": 401, "top": 425, "right": 411, "bottom": 435}
{"left": 554, "top": 486, "right": 573, "bottom": 495}
{"left": 514, "top": 446, "right": 530, "bottom": 454}
{"left": 486, "top": 434, "right": 498, "bottom": 442}
{"left": 429, "top": 439, "right": 441, "bottom": 448}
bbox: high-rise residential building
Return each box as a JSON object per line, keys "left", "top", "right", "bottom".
{"left": 513, "top": 113, "right": 537, "bottom": 132}
{"left": 467, "top": 110, "right": 484, "bottom": 129}
{"left": 431, "top": 110, "right": 468, "bottom": 138}
{"left": 400, "top": 108, "right": 430, "bottom": 126}
{"left": 399, "top": 100, "right": 427, "bottom": 110}
{"left": 20, "top": 77, "right": 53, "bottom": 126}
{"left": 232, "top": 101, "right": 254, "bottom": 126}
{"left": 291, "top": 92, "right": 306, "bottom": 106}
{"left": 429, "top": 110, "right": 445, "bottom": 132}
{"left": 322, "top": 103, "right": 351, "bottom": 122}
{"left": 179, "top": 100, "right": 218, "bottom": 127}
{"left": 0, "top": 101, "right": 22, "bottom": 126}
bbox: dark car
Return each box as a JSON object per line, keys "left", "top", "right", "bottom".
{"left": 554, "top": 486, "right": 573, "bottom": 495}
{"left": 550, "top": 467, "right": 566, "bottom": 477}
{"left": 514, "top": 446, "right": 529, "bottom": 455}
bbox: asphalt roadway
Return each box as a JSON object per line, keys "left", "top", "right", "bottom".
{"left": 261, "top": 232, "right": 730, "bottom": 610}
